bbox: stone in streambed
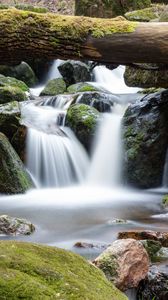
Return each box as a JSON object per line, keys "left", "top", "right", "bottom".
{"left": 0, "top": 215, "right": 35, "bottom": 236}
{"left": 93, "top": 238, "right": 149, "bottom": 291}
{"left": 58, "top": 60, "right": 91, "bottom": 86}
{"left": 0, "top": 133, "right": 33, "bottom": 194}
{"left": 67, "top": 82, "right": 103, "bottom": 93}
{"left": 40, "top": 78, "right": 66, "bottom": 96}
{"left": 0, "top": 86, "right": 27, "bottom": 104}
{"left": 123, "top": 90, "right": 168, "bottom": 188}
{"left": 74, "top": 241, "right": 109, "bottom": 250}
{"left": 0, "top": 62, "right": 38, "bottom": 87}
{"left": 0, "top": 241, "right": 128, "bottom": 300}
{"left": 66, "top": 103, "right": 99, "bottom": 151}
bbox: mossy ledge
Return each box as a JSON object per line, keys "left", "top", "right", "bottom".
{"left": 0, "top": 241, "right": 128, "bottom": 300}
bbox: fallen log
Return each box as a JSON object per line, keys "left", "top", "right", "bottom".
{"left": 1, "top": 8, "right": 168, "bottom": 64}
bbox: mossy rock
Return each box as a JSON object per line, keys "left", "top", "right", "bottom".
{"left": 66, "top": 104, "right": 99, "bottom": 151}
{"left": 125, "top": 5, "right": 165, "bottom": 21}
{"left": 141, "top": 240, "right": 162, "bottom": 262}
{"left": 0, "top": 241, "right": 128, "bottom": 300}
{"left": 124, "top": 65, "right": 168, "bottom": 88}
{"left": 67, "top": 82, "right": 102, "bottom": 94}
{"left": 0, "top": 133, "right": 33, "bottom": 194}
{"left": 162, "top": 194, "right": 168, "bottom": 208}
{"left": 0, "top": 101, "right": 20, "bottom": 141}
{"left": 123, "top": 90, "right": 168, "bottom": 188}
{"left": 0, "top": 62, "right": 38, "bottom": 87}
{"left": 0, "top": 74, "right": 29, "bottom": 92}
{"left": 0, "top": 86, "right": 27, "bottom": 104}
{"left": 159, "top": 5, "right": 168, "bottom": 21}
{"left": 40, "top": 78, "right": 66, "bottom": 96}
{"left": 75, "top": 0, "right": 151, "bottom": 18}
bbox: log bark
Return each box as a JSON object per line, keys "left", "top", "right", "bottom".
{"left": 1, "top": 9, "right": 168, "bottom": 64}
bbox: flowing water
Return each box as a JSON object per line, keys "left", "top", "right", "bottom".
{"left": 0, "top": 62, "right": 168, "bottom": 299}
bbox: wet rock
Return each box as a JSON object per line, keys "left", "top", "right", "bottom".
{"left": 140, "top": 240, "right": 162, "bottom": 261}
{"left": 0, "top": 133, "right": 33, "bottom": 194}
{"left": 93, "top": 238, "right": 149, "bottom": 291}
{"left": 137, "top": 266, "right": 168, "bottom": 300}
{"left": 74, "top": 241, "right": 109, "bottom": 250}
{"left": 124, "top": 64, "right": 168, "bottom": 88}
{"left": 0, "top": 62, "right": 38, "bottom": 87}
{"left": 58, "top": 60, "right": 91, "bottom": 86}
{"left": 0, "top": 215, "right": 35, "bottom": 236}
{"left": 11, "top": 125, "right": 27, "bottom": 162}
{"left": 40, "top": 78, "right": 66, "bottom": 96}
{"left": 75, "top": 91, "right": 115, "bottom": 112}
{"left": 66, "top": 104, "right": 99, "bottom": 151}
{"left": 123, "top": 90, "right": 168, "bottom": 188}
{"left": 118, "top": 230, "right": 168, "bottom": 247}
{"left": 155, "top": 247, "right": 168, "bottom": 261}
{"left": 67, "top": 82, "right": 103, "bottom": 94}
{"left": 0, "top": 241, "right": 128, "bottom": 300}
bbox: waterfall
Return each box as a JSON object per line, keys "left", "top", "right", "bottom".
{"left": 27, "top": 127, "right": 89, "bottom": 188}
{"left": 87, "top": 65, "right": 138, "bottom": 186}
{"left": 87, "top": 106, "right": 123, "bottom": 187}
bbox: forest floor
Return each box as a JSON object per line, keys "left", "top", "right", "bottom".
{"left": 0, "top": 0, "right": 75, "bottom": 14}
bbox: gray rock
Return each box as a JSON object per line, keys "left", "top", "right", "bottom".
{"left": 0, "top": 215, "right": 35, "bottom": 235}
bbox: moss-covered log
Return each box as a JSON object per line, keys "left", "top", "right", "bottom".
{"left": 1, "top": 9, "right": 168, "bottom": 64}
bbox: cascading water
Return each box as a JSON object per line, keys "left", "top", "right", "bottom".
{"left": 87, "top": 65, "right": 140, "bottom": 186}
{"left": 22, "top": 94, "right": 89, "bottom": 188}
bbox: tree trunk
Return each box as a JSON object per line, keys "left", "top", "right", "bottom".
{"left": 1, "top": 9, "right": 168, "bottom": 64}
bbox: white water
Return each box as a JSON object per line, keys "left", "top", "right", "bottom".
{"left": 27, "top": 127, "right": 89, "bottom": 187}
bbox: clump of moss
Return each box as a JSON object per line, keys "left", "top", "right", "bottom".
{"left": 0, "top": 74, "right": 29, "bottom": 92}
{"left": 0, "top": 86, "right": 27, "bottom": 104}
{"left": 0, "top": 241, "right": 128, "bottom": 300}
{"left": 67, "top": 82, "right": 101, "bottom": 93}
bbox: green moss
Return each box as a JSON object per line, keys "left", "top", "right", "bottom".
{"left": 0, "top": 241, "right": 128, "bottom": 300}
{"left": 40, "top": 78, "right": 66, "bottom": 96}
{"left": 15, "top": 4, "right": 48, "bottom": 13}
{"left": 0, "top": 86, "right": 27, "bottom": 104}
{"left": 0, "top": 75, "right": 29, "bottom": 92}
{"left": 138, "top": 87, "right": 164, "bottom": 94}
{"left": 66, "top": 104, "right": 99, "bottom": 150}
{"left": 0, "top": 8, "right": 138, "bottom": 41}
{"left": 67, "top": 83, "right": 100, "bottom": 93}
{"left": 141, "top": 240, "right": 162, "bottom": 262}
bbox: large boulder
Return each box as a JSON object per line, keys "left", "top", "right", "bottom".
{"left": 66, "top": 104, "right": 99, "bottom": 151}
{"left": 75, "top": 91, "right": 115, "bottom": 112}
{"left": 123, "top": 90, "right": 168, "bottom": 188}
{"left": 124, "top": 64, "right": 168, "bottom": 88}
{"left": 40, "top": 78, "right": 66, "bottom": 96}
{"left": 58, "top": 60, "right": 91, "bottom": 87}
{"left": 75, "top": 0, "right": 151, "bottom": 18}
{"left": 137, "top": 266, "right": 168, "bottom": 300}
{"left": 0, "top": 62, "right": 38, "bottom": 87}
{"left": 0, "top": 215, "right": 35, "bottom": 236}
{"left": 0, "top": 133, "right": 33, "bottom": 194}
{"left": 0, "top": 86, "right": 27, "bottom": 104}
{"left": 0, "top": 74, "right": 29, "bottom": 92}
{"left": 93, "top": 239, "right": 149, "bottom": 291}
{"left": 0, "top": 241, "right": 128, "bottom": 300}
